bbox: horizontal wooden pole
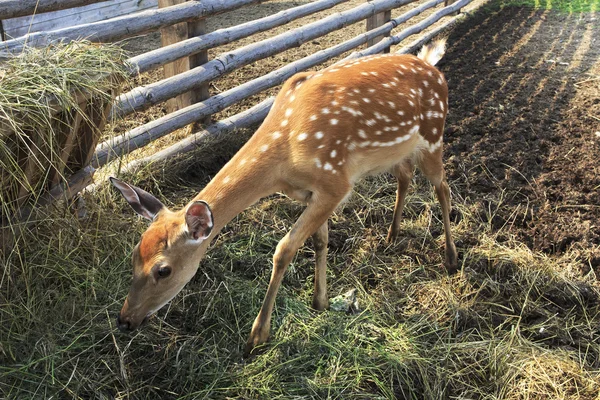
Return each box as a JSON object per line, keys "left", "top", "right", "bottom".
{"left": 364, "top": 0, "right": 472, "bottom": 54}
{"left": 0, "top": 0, "right": 259, "bottom": 55}
{"left": 396, "top": 12, "right": 467, "bottom": 55}
{"left": 0, "top": 0, "right": 111, "bottom": 19}
{"left": 111, "top": 0, "right": 418, "bottom": 119}
{"left": 334, "top": 0, "right": 444, "bottom": 64}
{"left": 124, "top": 97, "right": 274, "bottom": 172}
{"left": 128, "top": 0, "right": 349, "bottom": 75}
{"left": 95, "top": 0, "right": 439, "bottom": 167}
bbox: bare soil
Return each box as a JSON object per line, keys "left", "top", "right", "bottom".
{"left": 440, "top": 5, "right": 600, "bottom": 263}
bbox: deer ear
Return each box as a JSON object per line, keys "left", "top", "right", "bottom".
{"left": 110, "top": 177, "right": 165, "bottom": 221}
{"left": 185, "top": 201, "right": 213, "bottom": 241}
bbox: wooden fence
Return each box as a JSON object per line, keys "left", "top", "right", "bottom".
{"left": 0, "top": 0, "right": 474, "bottom": 212}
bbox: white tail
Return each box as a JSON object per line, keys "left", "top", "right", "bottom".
{"left": 111, "top": 41, "right": 457, "bottom": 356}
{"left": 417, "top": 38, "right": 447, "bottom": 66}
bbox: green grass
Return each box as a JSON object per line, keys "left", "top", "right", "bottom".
{"left": 500, "top": 0, "right": 600, "bottom": 12}
{"left": 1, "top": 131, "right": 599, "bottom": 399}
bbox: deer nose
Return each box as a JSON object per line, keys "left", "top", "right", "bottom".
{"left": 116, "top": 313, "right": 132, "bottom": 331}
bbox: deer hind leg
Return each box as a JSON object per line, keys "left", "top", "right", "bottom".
{"left": 417, "top": 149, "right": 458, "bottom": 271}
{"left": 387, "top": 159, "right": 414, "bottom": 243}
{"left": 244, "top": 186, "right": 350, "bottom": 356}
{"left": 311, "top": 221, "right": 329, "bottom": 311}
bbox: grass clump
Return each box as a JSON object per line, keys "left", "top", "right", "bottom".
{"left": 0, "top": 41, "right": 128, "bottom": 222}
{"left": 3, "top": 127, "right": 599, "bottom": 398}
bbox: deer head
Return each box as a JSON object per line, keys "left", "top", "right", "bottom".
{"left": 110, "top": 177, "right": 213, "bottom": 331}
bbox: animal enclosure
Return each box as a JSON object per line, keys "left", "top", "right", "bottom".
{"left": 1, "top": 0, "right": 599, "bottom": 399}
{"left": 1, "top": 0, "right": 472, "bottom": 216}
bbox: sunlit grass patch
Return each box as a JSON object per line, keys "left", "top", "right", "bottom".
{"left": 500, "top": 0, "right": 600, "bottom": 12}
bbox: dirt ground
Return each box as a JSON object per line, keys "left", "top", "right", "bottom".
{"left": 440, "top": 6, "right": 600, "bottom": 263}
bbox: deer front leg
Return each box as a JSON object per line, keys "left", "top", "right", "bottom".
{"left": 311, "top": 221, "right": 329, "bottom": 311}
{"left": 244, "top": 189, "right": 348, "bottom": 356}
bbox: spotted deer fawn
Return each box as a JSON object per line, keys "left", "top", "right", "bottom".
{"left": 111, "top": 39, "right": 457, "bottom": 355}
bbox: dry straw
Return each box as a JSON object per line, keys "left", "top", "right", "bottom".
{"left": 0, "top": 40, "right": 128, "bottom": 224}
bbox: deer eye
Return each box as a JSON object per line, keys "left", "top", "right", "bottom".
{"left": 156, "top": 266, "right": 171, "bottom": 279}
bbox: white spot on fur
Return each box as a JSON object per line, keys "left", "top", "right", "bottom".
{"left": 315, "top": 131, "right": 324, "bottom": 139}
{"left": 260, "top": 144, "right": 269, "bottom": 152}
{"left": 297, "top": 132, "right": 308, "bottom": 141}
{"left": 330, "top": 119, "right": 339, "bottom": 125}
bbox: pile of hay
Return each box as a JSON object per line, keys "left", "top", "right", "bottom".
{"left": 0, "top": 40, "right": 128, "bottom": 223}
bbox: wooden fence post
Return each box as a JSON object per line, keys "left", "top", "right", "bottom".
{"left": 188, "top": 18, "right": 211, "bottom": 124}
{"left": 159, "top": 0, "right": 192, "bottom": 113}
{"left": 366, "top": 9, "right": 391, "bottom": 53}
{"left": 159, "top": 0, "right": 209, "bottom": 118}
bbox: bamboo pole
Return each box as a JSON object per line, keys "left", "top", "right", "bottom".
{"left": 111, "top": 0, "right": 418, "bottom": 119}
{"left": 0, "top": 0, "right": 110, "bottom": 19}
{"left": 0, "top": 0, "right": 259, "bottom": 55}
{"left": 127, "top": 0, "right": 348, "bottom": 75}
{"left": 94, "top": 0, "right": 446, "bottom": 167}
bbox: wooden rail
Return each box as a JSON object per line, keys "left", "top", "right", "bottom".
{"left": 112, "top": 0, "right": 417, "bottom": 119}
{"left": 0, "top": 0, "right": 259, "bottom": 55}
{"left": 0, "top": 0, "right": 110, "bottom": 19}
{"left": 127, "top": 0, "right": 349, "bottom": 74}
{"left": 95, "top": 0, "right": 464, "bottom": 167}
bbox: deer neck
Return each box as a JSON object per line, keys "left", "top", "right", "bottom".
{"left": 191, "top": 136, "right": 284, "bottom": 235}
